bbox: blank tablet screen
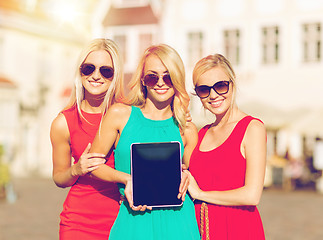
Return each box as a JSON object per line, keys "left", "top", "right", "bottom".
{"left": 131, "top": 141, "right": 183, "bottom": 208}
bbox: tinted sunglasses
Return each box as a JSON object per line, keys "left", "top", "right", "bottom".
{"left": 143, "top": 73, "right": 172, "bottom": 87}
{"left": 80, "top": 64, "right": 114, "bottom": 79}
{"left": 195, "top": 80, "right": 231, "bottom": 99}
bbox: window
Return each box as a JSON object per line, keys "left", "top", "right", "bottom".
{"left": 139, "top": 33, "right": 153, "bottom": 56}
{"left": 114, "top": 35, "right": 127, "bottom": 63}
{"left": 302, "top": 23, "right": 321, "bottom": 62}
{"left": 224, "top": 29, "right": 240, "bottom": 65}
{"left": 187, "top": 32, "right": 203, "bottom": 67}
{"left": 261, "top": 26, "right": 279, "bottom": 64}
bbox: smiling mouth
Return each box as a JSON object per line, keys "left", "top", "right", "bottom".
{"left": 210, "top": 99, "right": 224, "bottom": 107}
{"left": 89, "top": 81, "right": 104, "bottom": 87}
{"left": 154, "top": 88, "right": 169, "bottom": 94}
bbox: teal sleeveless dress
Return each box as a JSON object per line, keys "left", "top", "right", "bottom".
{"left": 109, "top": 106, "right": 200, "bottom": 240}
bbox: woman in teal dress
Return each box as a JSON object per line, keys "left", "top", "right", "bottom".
{"left": 89, "top": 44, "right": 200, "bottom": 239}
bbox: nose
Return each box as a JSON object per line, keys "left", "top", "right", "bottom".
{"left": 209, "top": 87, "right": 218, "bottom": 99}
{"left": 156, "top": 76, "right": 165, "bottom": 87}
{"left": 91, "top": 69, "right": 101, "bottom": 80}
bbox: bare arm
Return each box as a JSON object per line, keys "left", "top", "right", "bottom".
{"left": 182, "top": 122, "right": 198, "bottom": 167}
{"left": 50, "top": 114, "right": 77, "bottom": 188}
{"left": 176, "top": 122, "right": 198, "bottom": 201}
{"left": 50, "top": 114, "right": 106, "bottom": 188}
{"left": 188, "top": 120, "right": 267, "bottom": 206}
{"left": 89, "top": 104, "right": 131, "bottom": 185}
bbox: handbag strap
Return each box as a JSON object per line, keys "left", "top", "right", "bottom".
{"left": 200, "top": 202, "right": 210, "bottom": 240}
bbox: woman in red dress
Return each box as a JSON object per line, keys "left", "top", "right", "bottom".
{"left": 188, "top": 54, "right": 266, "bottom": 240}
{"left": 50, "top": 39, "right": 124, "bottom": 239}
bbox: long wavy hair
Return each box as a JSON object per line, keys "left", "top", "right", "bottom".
{"left": 126, "top": 44, "right": 190, "bottom": 130}
{"left": 63, "top": 38, "right": 124, "bottom": 116}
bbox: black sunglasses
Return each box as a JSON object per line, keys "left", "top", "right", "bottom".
{"left": 80, "top": 64, "right": 114, "bottom": 79}
{"left": 195, "top": 80, "right": 231, "bottom": 99}
{"left": 143, "top": 73, "right": 172, "bottom": 87}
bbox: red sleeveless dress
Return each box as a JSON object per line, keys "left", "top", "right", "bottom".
{"left": 189, "top": 116, "right": 265, "bottom": 240}
{"left": 59, "top": 105, "right": 120, "bottom": 239}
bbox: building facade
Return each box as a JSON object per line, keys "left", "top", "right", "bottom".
{"left": 97, "top": 0, "right": 323, "bottom": 188}
{"left": 0, "top": 0, "right": 97, "bottom": 177}
{"left": 1, "top": 0, "right": 323, "bottom": 182}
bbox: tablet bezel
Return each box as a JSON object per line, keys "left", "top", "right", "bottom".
{"left": 130, "top": 141, "right": 183, "bottom": 208}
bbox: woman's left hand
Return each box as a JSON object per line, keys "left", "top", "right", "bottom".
{"left": 124, "top": 178, "right": 152, "bottom": 211}
{"left": 178, "top": 164, "right": 190, "bottom": 201}
{"left": 187, "top": 171, "right": 202, "bottom": 200}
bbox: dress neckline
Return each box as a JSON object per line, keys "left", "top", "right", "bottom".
{"left": 133, "top": 106, "right": 175, "bottom": 127}
{"left": 81, "top": 109, "right": 103, "bottom": 116}
{"left": 79, "top": 109, "right": 103, "bottom": 126}
{"left": 198, "top": 116, "right": 251, "bottom": 153}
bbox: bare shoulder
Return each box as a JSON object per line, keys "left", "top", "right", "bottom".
{"left": 50, "top": 113, "right": 69, "bottom": 141}
{"left": 248, "top": 118, "right": 266, "bottom": 132}
{"left": 245, "top": 118, "right": 267, "bottom": 140}
{"left": 183, "top": 122, "right": 198, "bottom": 145}
{"left": 107, "top": 103, "right": 131, "bottom": 118}
{"left": 51, "top": 113, "right": 68, "bottom": 134}
{"left": 103, "top": 103, "right": 132, "bottom": 129}
{"left": 184, "top": 122, "right": 198, "bottom": 136}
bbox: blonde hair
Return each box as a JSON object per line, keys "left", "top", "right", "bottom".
{"left": 193, "top": 54, "right": 237, "bottom": 105}
{"left": 126, "top": 44, "right": 189, "bottom": 130}
{"left": 64, "top": 38, "right": 124, "bottom": 116}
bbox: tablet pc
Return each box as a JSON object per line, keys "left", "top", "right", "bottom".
{"left": 130, "top": 141, "right": 183, "bottom": 208}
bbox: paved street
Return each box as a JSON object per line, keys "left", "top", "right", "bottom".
{"left": 0, "top": 177, "right": 322, "bottom": 240}
{"left": 259, "top": 188, "right": 323, "bottom": 240}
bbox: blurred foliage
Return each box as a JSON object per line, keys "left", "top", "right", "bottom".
{"left": 0, "top": 145, "right": 10, "bottom": 186}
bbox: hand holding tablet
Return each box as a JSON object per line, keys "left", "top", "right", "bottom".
{"left": 130, "top": 142, "right": 183, "bottom": 208}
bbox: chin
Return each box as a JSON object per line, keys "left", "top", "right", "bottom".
{"left": 87, "top": 89, "right": 108, "bottom": 97}
{"left": 207, "top": 106, "right": 226, "bottom": 115}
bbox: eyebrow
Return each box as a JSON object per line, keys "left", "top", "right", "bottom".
{"left": 83, "top": 62, "right": 112, "bottom": 67}
{"left": 196, "top": 80, "right": 230, "bottom": 87}
{"left": 146, "top": 70, "right": 169, "bottom": 74}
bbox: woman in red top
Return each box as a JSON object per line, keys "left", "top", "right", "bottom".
{"left": 188, "top": 54, "right": 266, "bottom": 240}
{"left": 50, "top": 39, "right": 124, "bottom": 239}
